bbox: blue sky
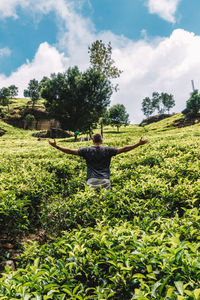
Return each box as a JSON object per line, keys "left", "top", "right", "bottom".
{"left": 0, "top": 0, "right": 200, "bottom": 123}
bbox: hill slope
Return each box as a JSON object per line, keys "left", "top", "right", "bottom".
{"left": 0, "top": 116, "right": 200, "bottom": 299}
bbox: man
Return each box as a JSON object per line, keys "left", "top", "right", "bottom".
{"left": 48, "top": 134, "right": 148, "bottom": 190}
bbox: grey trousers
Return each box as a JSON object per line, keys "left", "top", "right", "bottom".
{"left": 86, "top": 178, "right": 111, "bottom": 190}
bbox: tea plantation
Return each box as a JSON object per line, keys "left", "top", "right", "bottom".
{"left": 0, "top": 114, "right": 200, "bottom": 299}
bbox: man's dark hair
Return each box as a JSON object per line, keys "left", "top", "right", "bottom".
{"left": 93, "top": 133, "right": 102, "bottom": 144}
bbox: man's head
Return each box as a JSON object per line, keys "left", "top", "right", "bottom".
{"left": 93, "top": 133, "right": 103, "bottom": 145}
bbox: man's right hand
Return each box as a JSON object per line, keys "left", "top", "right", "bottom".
{"left": 48, "top": 139, "right": 57, "bottom": 148}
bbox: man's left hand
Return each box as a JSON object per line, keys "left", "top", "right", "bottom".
{"left": 139, "top": 137, "right": 149, "bottom": 145}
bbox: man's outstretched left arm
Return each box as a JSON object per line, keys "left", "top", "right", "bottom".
{"left": 116, "top": 137, "right": 148, "bottom": 155}
{"left": 48, "top": 139, "right": 79, "bottom": 155}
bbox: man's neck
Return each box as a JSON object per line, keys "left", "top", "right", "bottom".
{"left": 93, "top": 143, "right": 102, "bottom": 147}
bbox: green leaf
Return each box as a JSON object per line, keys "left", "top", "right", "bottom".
{"left": 133, "top": 273, "right": 146, "bottom": 279}
{"left": 62, "top": 288, "right": 73, "bottom": 297}
{"left": 175, "top": 281, "right": 184, "bottom": 295}
{"left": 151, "top": 282, "right": 162, "bottom": 298}
{"left": 146, "top": 265, "right": 152, "bottom": 273}
{"left": 194, "top": 289, "right": 200, "bottom": 300}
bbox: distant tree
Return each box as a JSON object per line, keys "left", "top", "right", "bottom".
{"left": 0, "top": 87, "right": 11, "bottom": 111}
{"left": 24, "top": 79, "right": 40, "bottom": 108}
{"left": 141, "top": 97, "right": 155, "bottom": 118}
{"left": 183, "top": 90, "right": 200, "bottom": 117}
{"left": 109, "top": 104, "right": 130, "bottom": 132}
{"left": 41, "top": 67, "right": 112, "bottom": 136}
{"left": 8, "top": 85, "right": 18, "bottom": 98}
{"left": 141, "top": 92, "right": 175, "bottom": 117}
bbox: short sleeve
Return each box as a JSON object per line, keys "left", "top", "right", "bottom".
{"left": 78, "top": 147, "right": 88, "bottom": 158}
{"left": 107, "top": 147, "right": 118, "bottom": 157}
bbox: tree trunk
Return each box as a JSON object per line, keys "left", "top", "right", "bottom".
{"left": 89, "top": 125, "right": 92, "bottom": 139}
{"left": 101, "top": 118, "right": 103, "bottom": 137}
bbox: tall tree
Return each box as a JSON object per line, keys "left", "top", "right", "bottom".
{"left": 109, "top": 104, "right": 130, "bottom": 132}
{"left": 24, "top": 79, "right": 40, "bottom": 108}
{"left": 8, "top": 85, "right": 18, "bottom": 98}
{"left": 41, "top": 67, "right": 112, "bottom": 135}
{"left": 0, "top": 87, "right": 11, "bottom": 111}
{"left": 88, "top": 40, "right": 122, "bottom": 85}
{"left": 88, "top": 40, "right": 123, "bottom": 135}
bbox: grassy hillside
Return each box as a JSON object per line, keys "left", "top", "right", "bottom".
{"left": 0, "top": 115, "right": 200, "bottom": 299}
{"left": 0, "top": 98, "right": 45, "bottom": 112}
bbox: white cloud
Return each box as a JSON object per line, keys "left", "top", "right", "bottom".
{"left": 0, "top": 42, "right": 68, "bottom": 94}
{"left": 146, "top": 0, "right": 180, "bottom": 23}
{"left": 111, "top": 29, "right": 200, "bottom": 123}
{"left": 0, "top": 1, "right": 199, "bottom": 124}
{"left": 0, "top": 47, "right": 11, "bottom": 57}
{"left": 0, "top": 0, "right": 28, "bottom": 19}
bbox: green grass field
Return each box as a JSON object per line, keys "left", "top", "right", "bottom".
{"left": 0, "top": 115, "right": 200, "bottom": 299}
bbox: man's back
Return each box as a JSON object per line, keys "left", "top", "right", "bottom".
{"left": 78, "top": 146, "right": 117, "bottom": 180}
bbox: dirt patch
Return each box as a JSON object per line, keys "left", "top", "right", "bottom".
{"left": 33, "top": 128, "right": 73, "bottom": 139}
{"left": 0, "top": 128, "right": 6, "bottom": 137}
{"left": 172, "top": 116, "right": 200, "bottom": 128}
{"left": 139, "top": 114, "right": 172, "bottom": 126}
{"left": 0, "top": 229, "right": 48, "bottom": 274}
{"left": 3, "top": 107, "right": 60, "bottom": 130}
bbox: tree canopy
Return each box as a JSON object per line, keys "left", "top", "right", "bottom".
{"left": 41, "top": 66, "right": 112, "bottom": 134}
{"left": 141, "top": 97, "right": 154, "bottom": 118}
{"left": 0, "top": 87, "right": 11, "bottom": 110}
{"left": 109, "top": 104, "right": 130, "bottom": 132}
{"left": 24, "top": 79, "right": 40, "bottom": 108}
{"left": 88, "top": 40, "right": 122, "bottom": 92}
{"left": 8, "top": 85, "right": 18, "bottom": 98}
{"left": 182, "top": 90, "right": 200, "bottom": 117}
{"left": 88, "top": 40, "right": 122, "bottom": 79}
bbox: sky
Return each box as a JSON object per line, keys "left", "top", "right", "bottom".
{"left": 0, "top": 0, "right": 200, "bottom": 124}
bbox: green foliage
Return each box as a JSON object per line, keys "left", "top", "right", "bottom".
{"left": 0, "top": 87, "right": 11, "bottom": 110}
{"left": 24, "top": 79, "right": 40, "bottom": 108}
{"left": 161, "top": 92, "right": 175, "bottom": 113}
{"left": 8, "top": 85, "right": 18, "bottom": 98}
{"left": 183, "top": 89, "right": 200, "bottom": 116}
{"left": 0, "top": 116, "right": 200, "bottom": 299}
{"left": 109, "top": 104, "right": 130, "bottom": 131}
{"left": 142, "top": 92, "right": 175, "bottom": 117}
{"left": 41, "top": 67, "right": 112, "bottom": 133}
{"left": 141, "top": 97, "right": 154, "bottom": 118}
{"left": 25, "top": 114, "right": 35, "bottom": 122}
{"left": 88, "top": 40, "right": 122, "bottom": 81}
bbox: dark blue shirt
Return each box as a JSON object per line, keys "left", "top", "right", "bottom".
{"left": 78, "top": 146, "right": 117, "bottom": 180}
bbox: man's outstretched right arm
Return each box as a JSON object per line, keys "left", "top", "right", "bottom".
{"left": 48, "top": 139, "right": 79, "bottom": 155}
{"left": 116, "top": 137, "right": 148, "bottom": 155}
